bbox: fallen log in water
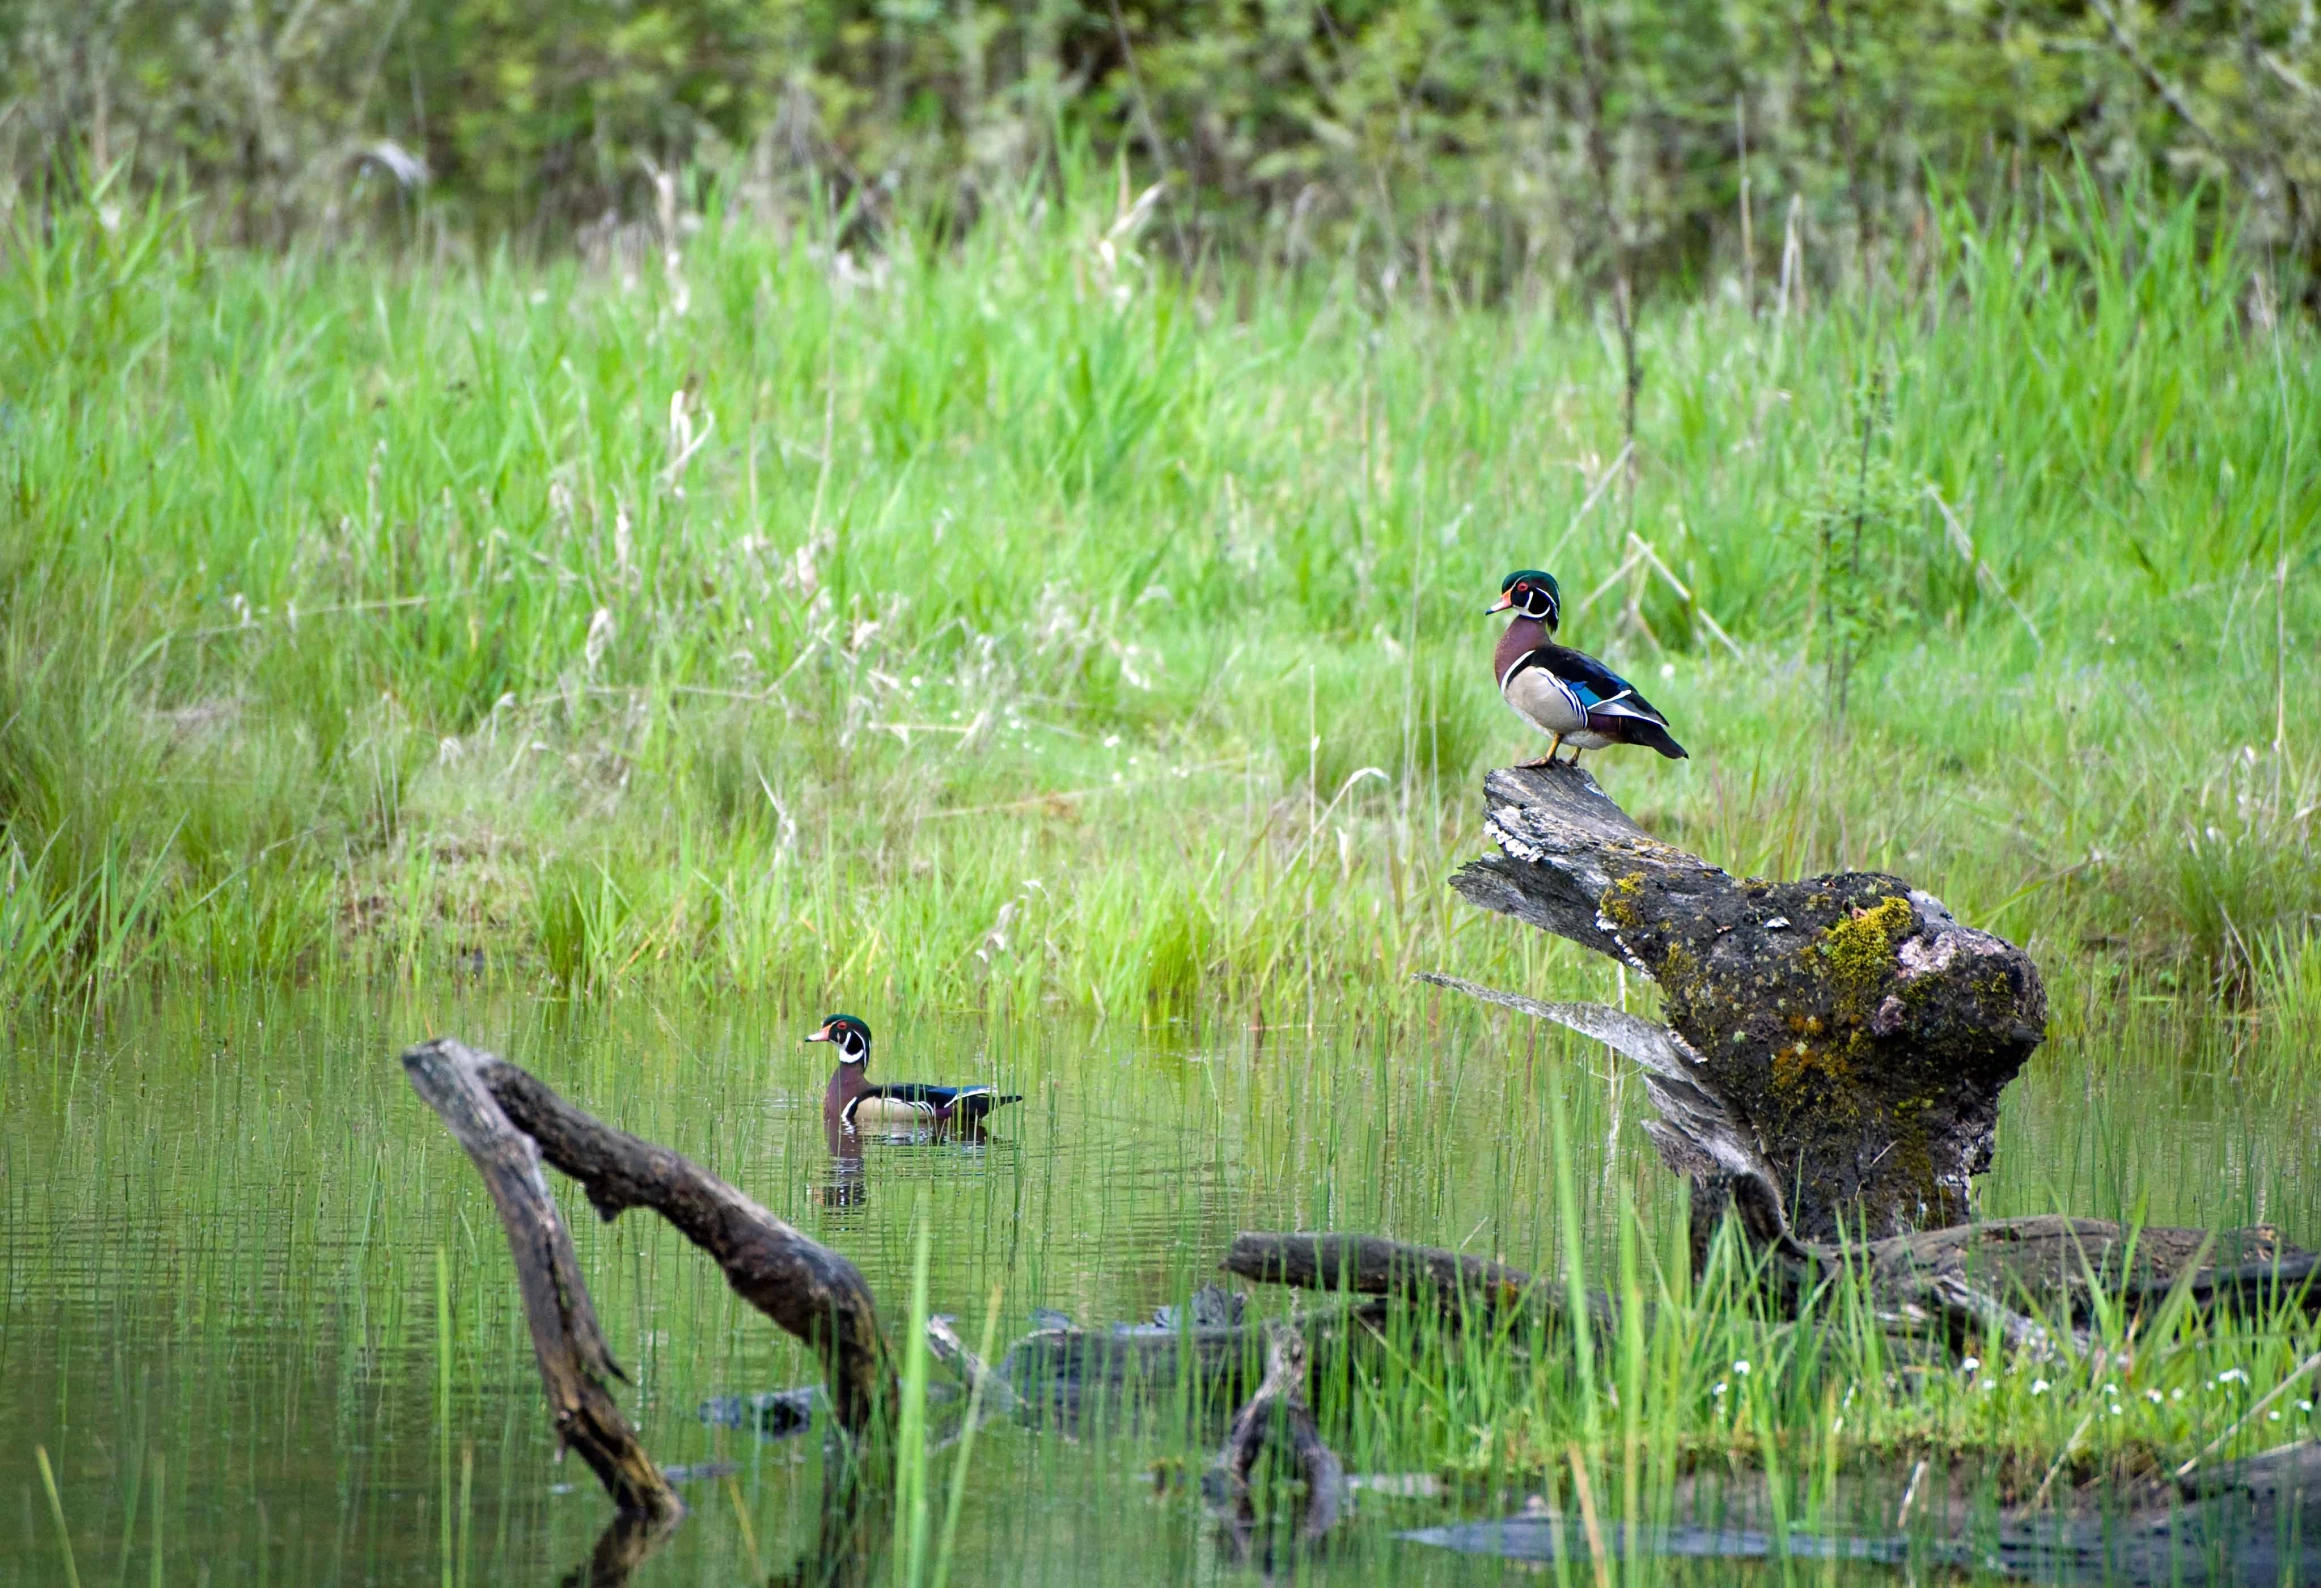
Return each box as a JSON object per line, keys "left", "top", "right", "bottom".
{"left": 1222, "top": 1232, "right": 1547, "bottom": 1319}
{"left": 471, "top": 1050, "right": 891, "bottom": 1433}
{"left": 402, "top": 1037, "right": 895, "bottom": 1560}
{"left": 1219, "top": 1230, "right": 1617, "bottom": 1330}
{"left": 402, "top": 1039, "right": 682, "bottom": 1525}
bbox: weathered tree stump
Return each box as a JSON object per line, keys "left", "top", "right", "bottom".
{"left": 1449, "top": 761, "right": 2046, "bottom": 1242}
{"left": 1398, "top": 766, "right": 2319, "bottom": 1346}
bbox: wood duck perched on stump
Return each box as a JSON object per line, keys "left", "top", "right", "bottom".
{"left": 807, "top": 1014, "right": 1021, "bottom": 1131}
{"left": 1488, "top": 570, "right": 1687, "bottom": 766}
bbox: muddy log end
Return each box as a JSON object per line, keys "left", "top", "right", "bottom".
{"left": 1451, "top": 761, "right": 2047, "bottom": 1241}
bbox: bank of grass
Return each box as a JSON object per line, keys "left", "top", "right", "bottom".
{"left": 0, "top": 168, "right": 2314, "bottom": 1027}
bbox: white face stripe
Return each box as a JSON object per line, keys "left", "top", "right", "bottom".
{"left": 1507, "top": 583, "right": 1559, "bottom": 623}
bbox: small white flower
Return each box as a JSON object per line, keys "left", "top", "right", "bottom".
{"left": 1733, "top": 1360, "right": 1752, "bottom": 1376}
{"left": 2299, "top": 1400, "right": 2313, "bottom": 1412}
{"left": 2110, "top": 1404, "right": 2123, "bottom": 1417}
{"left": 2146, "top": 1389, "right": 2164, "bottom": 1405}
{"left": 1960, "top": 1356, "right": 1981, "bottom": 1374}
{"left": 2268, "top": 1411, "right": 2283, "bottom": 1422}
{"left": 2172, "top": 1388, "right": 2187, "bottom": 1402}
{"left": 1712, "top": 1382, "right": 1728, "bottom": 1398}
{"left": 2031, "top": 1379, "right": 2051, "bottom": 1396}
{"left": 2218, "top": 1369, "right": 2248, "bottom": 1385}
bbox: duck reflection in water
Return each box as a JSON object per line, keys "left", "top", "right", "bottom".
{"left": 817, "top": 1113, "right": 868, "bottom": 1209}
{"left": 816, "top": 1108, "right": 1013, "bottom": 1211}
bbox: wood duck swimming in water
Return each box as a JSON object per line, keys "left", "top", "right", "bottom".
{"left": 1488, "top": 570, "right": 1688, "bottom": 766}
{"left": 807, "top": 1014, "right": 1021, "bottom": 1131}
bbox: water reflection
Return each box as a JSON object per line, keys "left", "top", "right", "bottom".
{"left": 814, "top": 1116, "right": 1012, "bottom": 1213}
{"left": 817, "top": 1116, "right": 867, "bottom": 1210}
{"left": 3, "top": 987, "right": 2316, "bottom": 1586}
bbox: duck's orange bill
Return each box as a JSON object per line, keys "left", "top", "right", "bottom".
{"left": 1484, "top": 593, "right": 1515, "bottom": 614}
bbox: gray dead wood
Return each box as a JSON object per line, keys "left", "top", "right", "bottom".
{"left": 1449, "top": 761, "right": 2047, "bottom": 1242}
{"left": 1411, "top": 980, "right": 2319, "bottom": 1349}
{"left": 471, "top": 1048, "right": 893, "bottom": 1434}
{"left": 1220, "top": 1230, "right": 1607, "bottom": 1327}
{"left": 401, "top": 1039, "right": 681, "bottom": 1523}
{"left": 405, "top": 1038, "right": 893, "bottom": 1452}
{"left": 1203, "top": 1322, "right": 1349, "bottom": 1551}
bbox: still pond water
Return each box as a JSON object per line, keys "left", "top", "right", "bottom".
{"left": 4, "top": 980, "right": 2313, "bottom": 1585}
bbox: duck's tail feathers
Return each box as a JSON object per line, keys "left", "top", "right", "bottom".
{"left": 1631, "top": 720, "right": 1689, "bottom": 759}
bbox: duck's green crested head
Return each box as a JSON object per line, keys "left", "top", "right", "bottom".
{"left": 805, "top": 1013, "right": 873, "bottom": 1064}
{"left": 1487, "top": 570, "right": 1561, "bottom": 630}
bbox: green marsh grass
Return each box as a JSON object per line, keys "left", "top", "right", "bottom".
{"left": 0, "top": 170, "right": 2311, "bottom": 1016}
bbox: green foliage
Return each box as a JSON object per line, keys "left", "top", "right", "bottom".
{"left": 5, "top": 0, "right": 2320, "bottom": 285}
{"left": 1793, "top": 371, "right": 1925, "bottom": 717}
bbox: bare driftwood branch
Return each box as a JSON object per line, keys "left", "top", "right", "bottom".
{"left": 1203, "top": 1322, "right": 1348, "bottom": 1553}
{"left": 401, "top": 1039, "right": 682, "bottom": 1523}
{"left": 925, "top": 1314, "right": 1022, "bottom": 1422}
{"left": 468, "top": 1047, "right": 893, "bottom": 1434}
{"left": 1414, "top": 974, "right": 1805, "bottom": 1264}
{"left": 1448, "top": 761, "right": 2046, "bottom": 1241}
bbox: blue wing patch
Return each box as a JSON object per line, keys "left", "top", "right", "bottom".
{"left": 1511, "top": 645, "right": 1667, "bottom": 723}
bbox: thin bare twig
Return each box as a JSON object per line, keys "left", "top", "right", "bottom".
{"left": 2085, "top": 0, "right": 2226, "bottom": 154}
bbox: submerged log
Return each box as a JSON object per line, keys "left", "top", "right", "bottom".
{"left": 1223, "top": 1232, "right": 1540, "bottom": 1317}
{"left": 1203, "top": 1322, "right": 1349, "bottom": 1554}
{"left": 1449, "top": 761, "right": 2047, "bottom": 1242}
{"left": 924, "top": 1290, "right": 1390, "bottom": 1426}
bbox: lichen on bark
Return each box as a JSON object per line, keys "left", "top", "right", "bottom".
{"left": 1452, "top": 762, "right": 2046, "bottom": 1243}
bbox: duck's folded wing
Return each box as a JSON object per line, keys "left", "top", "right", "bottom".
{"left": 1537, "top": 646, "right": 1672, "bottom": 726}
{"left": 876, "top": 1082, "right": 1021, "bottom": 1111}
{"left": 874, "top": 1083, "right": 959, "bottom": 1108}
